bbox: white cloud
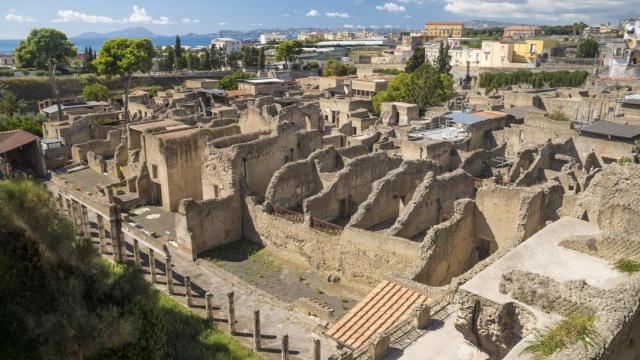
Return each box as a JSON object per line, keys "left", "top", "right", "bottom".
{"left": 219, "top": 22, "right": 227, "bottom": 26}
{"left": 306, "top": 9, "right": 320, "bottom": 17}
{"left": 398, "top": 0, "right": 424, "bottom": 3}
{"left": 181, "top": 18, "right": 200, "bottom": 24}
{"left": 376, "top": 3, "right": 407, "bottom": 12}
{"left": 53, "top": 6, "right": 172, "bottom": 25}
{"left": 126, "top": 5, "right": 171, "bottom": 25}
{"left": 53, "top": 10, "right": 115, "bottom": 23}
{"left": 5, "top": 9, "right": 35, "bottom": 23}
{"left": 444, "top": 0, "right": 630, "bottom": 21}
{"left": 325, "top": 12, "right": 350, "bottom": 18}
{"left": 344, "top": 24, "right": 355, "bottom": 28}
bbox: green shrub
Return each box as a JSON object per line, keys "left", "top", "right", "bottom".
{"left": 522, "top": 310, "right": 598, "bottom": 359}
{"left": 82, "top": 83, "right": 110, "bottom": 101}
{"left": 615, "top": 258, "right": 640, "bottom": 273}
{"left": 0, "top": 113, "right": 46, "bottom": 136}
{"left": 218, "top": 71, "right": 256, "bottom": 90}
{"left": 549, "top": 111, "right": 569, "bottom": 122}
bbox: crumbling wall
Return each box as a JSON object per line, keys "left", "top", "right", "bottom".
{"left": 454, "top": 291, "right": 538, "bottom": 358}
{"left": 475, "top": 182, "right": 564, "bottom": 249}
{"left": 308, "top": 146, "right": 345, "bottom": 173}
{"left": 303, "top": 152, "right": 402, "bottom": 222}
{"left": 574, "top": 164, "right": 640, "bottom": 235}
{"left": 336, "top": 144, "right": 368, "bottom": 159}
{"left": 408, "top": 199, "right": 481, "bottom": 286}
{"left": 460, "top": 144, "right": 506, "bottom": 178}
{"left": 175, "top": 194, "right": 242, "bottom": 259}
{"left": 264, "top": 159, "right": 322, "bottom": 210}
{"left": 244, "top": 198, "right": 417, "bottom": 289}
{"left": 400, "top": 139, "right": 461, "bottom": 171}
{"left": 348, "top": 160, "right": 440, "bottom": 230}
{"left": 389, "top": 169, "right": 475, "bottom": 239}
{"left": 71, "top": 129, "right": 122, "bottom": 163}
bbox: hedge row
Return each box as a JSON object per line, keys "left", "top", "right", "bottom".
{"left": 479, "top": 70, "right": 589, "bottom": 91}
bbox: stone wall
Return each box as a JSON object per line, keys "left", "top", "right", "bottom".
{"left": 389, "top": 169, "right": 475, "bottom": 240}
{"left": 304, "top": 152, "right": 402, "bottom": 222}
{"left": 409, "top": 199, "right": 481, "bottom": 286}
{"left": 264, "top": 158, "right": 322, "bottom": 209}
{"left": 71, "top": 129, "right": 123, "bottom": 163}
{"left": 399, "top": 139, "right": 462, "bottom": 171}
{"left": 175, "top": 194, "right": 242, "bottom": 259}
{"left": 244, "top": 197, "right": 418, "bottom": 289}
{"left": 348, "top": 160, "right": 440, "bottom": 230}
{"left": 460, "top": 144, "right": 506, "bottom": 178}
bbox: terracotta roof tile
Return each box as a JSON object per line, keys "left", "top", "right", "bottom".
{"left": 326, "top": 280, "right": 429, "bottom": 349}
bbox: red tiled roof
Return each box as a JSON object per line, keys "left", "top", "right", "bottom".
{"left": 326, "top": 280, "right": 428, "bottom": 349}
{"left": 0, "top": 130, "right": 38, "bottom": 154}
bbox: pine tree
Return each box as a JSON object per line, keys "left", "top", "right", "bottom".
{"left": 258, "top": 47, "right": 266, "bottom": 70}
{"left": 166, "top": 46, "right": 175, "bottom": 71}
{"left": 174, "top": 36, "right": 182, "bottom": 70}
{"left": 405, "top": 46, "right": 425, "bottom": 73}
{"left": 436, "top": 41, "right": 452, "bottom": 74}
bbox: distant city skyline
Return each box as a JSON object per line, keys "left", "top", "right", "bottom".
{"left": 2, "top": 0, "right": 637, "bottom": 39}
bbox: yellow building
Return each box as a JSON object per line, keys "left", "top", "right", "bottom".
{"left": 512, "top": 39, "right": 559, "bottom": 64}
{"left": 423, "top": 22, "right": 464, "bottom": 39}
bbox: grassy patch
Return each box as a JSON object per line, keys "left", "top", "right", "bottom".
{"left": 522, "top": 310, "right": 598, "bottom": 360}
{"left": 158, "top": 293, "right": 262, "bottom": 360}
{"left": 203, "top": 241, "right": 281, "bottom": 285}
{"left": 615, "top": 258, "right": 640, "bottom": 274}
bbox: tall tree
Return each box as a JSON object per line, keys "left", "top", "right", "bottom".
{"left": 15, "top": 28, "right": 76, "bottom": 121}
{"left": 174, "top": 36, "right": 182, "bottom": 71}
{"left": 436, "top": 41, "right": 452, "bottom": 74}
{"left": 165, "top": 46, "right": 175, "bottom": 72}
{"left": 577, "top": 38, "right": 599, "bottom": 58}
{"left": 405, "top": 46, "right": 425, "bottom": 73}
{"left": 93, "top": 38, "right": 155, "bottom": 123}
{"left": 258, "top": 47, "right": 266, "bottom": 70}
{"left": 275, "top": 40, "right": 303, "bottom": 69}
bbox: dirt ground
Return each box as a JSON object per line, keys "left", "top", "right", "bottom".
{"left": 202, "top": 241, "right": 361, "bottom": 320}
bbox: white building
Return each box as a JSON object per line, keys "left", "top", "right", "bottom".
{"left": 425, "top": 46, "right": 482, "bottom": 67}
{"left": 211, "top": 38, "right": 242, "bottom": 55}
{"left": 260, "top": 33, "right": 287, "bottom": 45}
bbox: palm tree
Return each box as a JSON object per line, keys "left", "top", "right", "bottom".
{"left": 0, "top": 86, "right": 27, "bottom": 116}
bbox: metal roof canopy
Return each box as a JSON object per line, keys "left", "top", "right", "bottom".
{"left": 0, "top": 130, "right": 38, "bottom": 154}
{"left": 443, "top": 111, "right": 490, "bottom": 125}
{"left": 579, "top": 121, "right": 640, "bottom": 139}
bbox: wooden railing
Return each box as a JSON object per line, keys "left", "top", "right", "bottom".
{"left": 310, "top": 216, "right": 343, "bottom": 236}
{"left": 271, "top": 204, "right": 304, "bottom": 223}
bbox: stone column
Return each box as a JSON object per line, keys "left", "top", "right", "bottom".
{"left": 253, "top": 310, "right": 261, "bottom": 351}
{"left": 133, "top": 239, "right": 141, "bottom": 266}
{"left": 227, "top": 291, "right": 236, "bottom": 335}
{"left": 185, "top": 276, "right": 193, "bottom": 307}
{"left": 412, "top": 304, "right": 431, "bottom": 330}
{"left": 71, "top": 201, "right": 82, "bottom": 235}
{"left": 56, "top": 194, "right": 64, "bottom": 212}
{"left": 368, "top": 332, "right": 390, "bottom": 360}
{"left": 165, "top": 254, "right": 174, "bottom": 295}
{"left": 149, "top": 248, "right": 157, "bottom": 283}
{"left": 108, "top": 205, "right": 124, "bottom": 263}
{"left": 65, "top": 198, "right": 73, "bottom": 218}
{"left": 312, "top": 338, "right": 321, "bottom": 360}
{"left": 80, "top": 205, "right": 90, "bottom": 237}
{"left": 281, "top": 334, "right": 289, "bottom": 360}
{"left": 206, "top": 292, "right": 214, "bottom": 321}
{"left": 97, "top": 215, "right": 106, "bottom": 254}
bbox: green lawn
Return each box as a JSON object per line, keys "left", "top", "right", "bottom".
{"left": 158, "top": 293, "right": 262, "bottom": 360}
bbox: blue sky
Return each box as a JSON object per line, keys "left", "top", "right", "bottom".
{"left": 2, "top": 0, "right": 637, "bottom": 38}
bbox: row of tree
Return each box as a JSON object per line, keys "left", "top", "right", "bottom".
{"left": 15, "top": 28, "right": 154, "bottom": 123}
{"left": 479, "top": 70, "right": 589, "bottom": 92}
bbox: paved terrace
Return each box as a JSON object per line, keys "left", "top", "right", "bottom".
{"left": 47, "top": 177, "right": 338, "bottom": 360}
